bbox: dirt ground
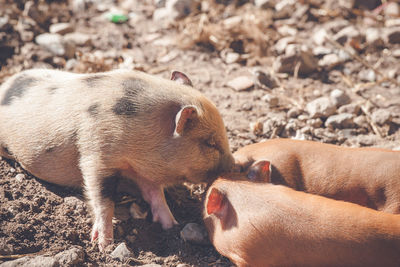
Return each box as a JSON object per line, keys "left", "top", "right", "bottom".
{"left": 1, "top": 0, "right": 400, "bottom": 266}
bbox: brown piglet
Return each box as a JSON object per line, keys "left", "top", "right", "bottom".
{"left": 0, "top": 69, "right": 234, "bottom": 250}
{"left": 204, "top": 173, "right": 400, "bottom": 267}
{"left": 234, "top": 139, "right": 400, "bottom": 213}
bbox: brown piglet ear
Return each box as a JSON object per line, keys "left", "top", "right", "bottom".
{"left": 171, "top": 71, "right": 193, "bottom": 87}
{"left": 173, "top": 105, "right": 198, "bottom": 137}
{"left": 247, "top": 159, "right": 272, "bottom": 182}
{"left": 207, "top": 188, "right": 225, "bottom": 216}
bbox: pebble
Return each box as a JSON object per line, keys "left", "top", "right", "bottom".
{"left": 227, "top": 76, "right": 254, "bottom": 91}
{"left": 385, "top": 27, "right": 400, "bottom": 44}
{"left": 254, "top": 0, "right": 276, "bottom": 8}
{"left": 54, "top": 246, "right": 85, "bottom": 266}
{"left": 129, "top": 203, "right": 148, "bottom": 219}
{"left": 371, "top": 109, "right": 392, "bottom": 126}
{"left": 15, "top": 173, "right": 25, "bottom": 182}
{"left": 35, "top": 33, "right": 75, "bottom": 58}
{"left": 63, "top": 32, "right": 92, "bottom": 46}
{"left": 180, "top": 223, "right": 208, "bottom": 245}
{"left": 325, "top": 113, "right": 355, "bottom": 129}
{"left": 274, "top": 49, "right": 318, "bottom": 75}
{"left": 223, "top": 51, "right": 240, "bottom": 64}
{"left": 358, "top": 69, "right": 376, "bottom": 82}
{"left": 306, "top": 97, "right": 337, "bottom": 119}
{"left": 287, "top": 107, "right": 301, "bottom": 118}
{"left": 307, "top": 118, "right": 323, "bottom": 128}
{"left": 333, "top": 25, "right": 360, "bottom": 45}
{"left": 354, "top": 115, "right": 369, "bottom": 128}
{"left": 49, "top": 23, "right": 74, "bottom": 35}
{"left": 110, "top": 242, "right": 133, "bottom": 261}
{"left": 312, "top": 28, "right": 328, "bottom": 45}
{"left": 330, "top": 89, "right": 351, "bottom": 107}
{"left": 254, "top": 70, "right": 278, "bottom": 89}
{"left": 250, "top": 121, "right": 264, "bottom": 136}
{"left": 338, "top": 103, "right": 361, "bottom": 115}
{"left": 176, "top": 264, "right": 191, "bottom": 267}
{"left": 319, "top": 53, "right": 343, "bottom": 69}
{"left": 274, "top": 36, "right": 295, "bottom": 54}
{"left": 262, "top": 94, "right": 279, "bottom": 107}
{"left": 365, "top": 28, "right": 383, "bottom": 47}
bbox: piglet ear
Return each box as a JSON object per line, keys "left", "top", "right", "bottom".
{"left": 207, "top": 188, "right": 225, "bottom": 216}
{"left": 173, "top": 105, "right": 198, "bottom": 137}
{"left": 171, "top": 71, "right": 193, "bottom": 87}
{"left": 247, "top": 159, "right": 271, "bottom": 182}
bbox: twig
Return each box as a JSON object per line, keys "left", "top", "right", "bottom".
{"left": 325, "top": 36, "right": 399, "bottom": 86}
{"left": 360, "top": 104, "right": 384, "bottom": 138}
{"left": 0, "top": 252, "right": 42, "bottom": 260}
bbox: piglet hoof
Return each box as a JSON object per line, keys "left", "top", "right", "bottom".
{"left": 152, "top": 211, "right": 178, "bottom": 230}
{"left": 91, "top": 225, "right": 113, "bottom": 252}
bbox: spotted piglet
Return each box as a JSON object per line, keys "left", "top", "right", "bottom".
{"left": 0, "top": 69, "right": 234, "bottom": 251}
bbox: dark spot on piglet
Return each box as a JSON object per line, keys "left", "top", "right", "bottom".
{"left": 122, "top": 79, "right": 144, "bottom": 97}
{"left": 1, "top": 75, "right": 37, "bottom": 105}
{"left": 113, "top": 97, "right": 139, "bottom": 116}
{"left": 101, "top": 174, "right": 119, "bottom": 201}
{"left": 88, "top": 103, "right": 99, "bottom": 117}
{"left": 84, "top": 75, "right": 106, "bottom": 87}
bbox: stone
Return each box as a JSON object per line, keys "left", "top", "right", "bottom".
{"left": 63, "top": 32, "right": 92, "bottom": 46}
{"left": 338, "top": 103, "right": 361, "bottom": 115}
{"left": 0, "top": 15, "right": 9, "bottom": 30}
{"left": 319, "top": 53, "right": 343, "bottom": 69}
{"left": 49, "top": 23, "right": 74, "bottom": 35}
{"left": 250, "top": 121, "right": 264, "bottom": 136}
{"left": 385, "top": 27, "right": 400, "bottom": 44}
{"left": 274, "top": 50, "right": 318, "bottom": 75}
{"left": 35, "top": 33, "right": 74, "bottom": 57}
{"left": 330, "top": 89, "right": 351, "bottom": 107}
{"left": 165, "top": 0, "right": 198, "bottom": 20}
{"left": 358, "top": 69, "right": 376, "bottom": 82}
{"left": 262, "top": 94, "right": 279, "bottom": 107}
{"left": 333, "top": 25, "right": 361, "bottom": 45}
{"left": 254, "top": 70, "right": 278, "bottom": 89}
{"left": 15, "top": 174, "right": 25, "bottom": 182}
{"left": 254, "top": 0, "right": 276, "bottom": 8}
{"left": 176, "top": 264, "right": 191, "bottom": 267}
{"left": 110, "top": 242, "right": 133, "bottom": 261}
{"left": 287, "top": 107, "right": 301, "bottom": 118}
{"left": 312, "top": 46, "right": 333, "bottom": 57}
{"left": 0, "top": 255, "right": 57, "bottom": 267}
{"left": 227, "top": 76, "right": 254, "bottom": 91}
{"left": 54, "top": 247, "right": 84, "bottom": 266}
{"left": 274, "top": 36, "right": 295, "bottom": 54}
{"left": 384, "top": 2, "right": 400, "bottom": 17}
{"left": 306, "top": 97, "right": 337, "bottom": 119}
{"left": 325, "top": 113, "right": 355, "bottom": 129}
{"left": 371, "top": 109, "right": 392, "bottom": 126}
{"left": 222, "top": 51, "right": 240, "bottom": 64}
{"left": 180, "top": 223, "right": 208, "bottom": 245}
{"left": 307, "top": 118, "right": 323, "bottom": 128}
{"left": 129, "top": 203, "right": 148, "bottom": 219}
{"left": 277, "top": 25, "right": 297, "bottom": 36}
{"left": 312, "top": 28, "right": 328, "bottom": 46}
{"left": 365, "top": 28, "right": 384, "bottom": 47}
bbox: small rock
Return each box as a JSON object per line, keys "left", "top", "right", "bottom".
{"left": 274, "top": 49, "right": 318, "bottom": 75}
{"left": 0, "top": 255, "right": 57, "bottom": 267}
{"left": 176, "top": 264, "right": 191, "bottom": 267}
{"left": 365, "top": 28, "right": 384, "bottom": 47}
{"left": 254, "top": 70, "right": 278, "bottom": 89}
{"left": 9, "top": 168, "right": 15, "bottom": 173}
{"left": 49, "top": 23, "right": 74, "bottom": 35}
{"left": 0, "top": 15, "right": 9, "bottom": 30}
{"left": 180, "top": 223, "right": 208, "bottom": 244}
{"left": 254, "top": 0, "right": 276, "bottom": 8}
{"left": 262, "top": 94, "right": 279, "bottom": 107}
{"left": 319, "top": 53, "right": 343, "bottom": 69}
{"left": 250, "top": 121, "right": 264, "bottom": 136}
{"left": 307, "top": 118, "right": 323, "bottom": 128}
{"left": 312, "top": 46, "right": 333, "bottom": 57}
{"left": 54, "top": 246, "right": 84, "bottom": 266}
{"left": 63, "top": 32, "right": 92, "bottom": 46}
{"left": 306, "top": 97, "right": 337, "bottom": 119}
{"left": 287, "top": 107, "right": 301, "bottom": 118}
{"left": 274, "top": 36, "right": 295, "bottom": 55}
{"left": 158, "top": 0, "right": 198, "bottom": 20}
{"left": 312, "top": 28, "right": 328, "bottom": 46}
{"left": 371, "top": 109, "right": 392, "bottom": 126}
{"left": 110, "top": 242, "right": 133, "bottom": 261}
{"left": 338, "top": 103, "right": 361, "bottom": 115}
{"left": 241, "top": 103, "right": 253, "bottom": 111}
{"left": 384, "top": 2, "right": 400, "bottom": 17}
{"left": 325, "top": 113, "right": 355, "bottom": 129}
{"left": 333, "top": 25, "right": 361, "bottom": 45}
{"left": 354, "top": 115, "right": 369, "bottom": 128}
{"left": 277, "top": 25, "right": 297, "bottom": 36}
{"left": 129, "top": 203, "right": 148, "bottom": 219}
{"left": 15, "top": 174, "right": 25, "bottom": 182}
{"left": 222, "top": 51, "right": 240, "bottom": 64}
{"left": 358, "top": 69, "right": 376, "bottom": 82}
{"left": 35, "top": 33, "right": 67, "bottom": 57}
{"left": 227, "top": 76, "right": 254, "bottom": 91}
{"left": 330, "top": 89, "right": 351, "bottom": 107}
{"left": 385, "top": 27, "right": 400, "bottom": 44}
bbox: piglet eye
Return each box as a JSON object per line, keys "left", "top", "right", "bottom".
{"left": 204, "top": 139, "right": 216, "bottom": 148}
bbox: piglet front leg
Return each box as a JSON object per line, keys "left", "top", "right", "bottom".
{"left": 134, "top": 177, "right": 178, "bottom": 229}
